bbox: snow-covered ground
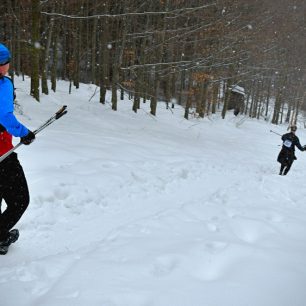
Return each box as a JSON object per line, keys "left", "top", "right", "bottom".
{"left": 1, "top": 77, "right": 306, "bottom": 306}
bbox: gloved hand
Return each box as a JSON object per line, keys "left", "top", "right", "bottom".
{"left": 20, "top": 130, "right": 35, "bottom": 145}
{"left": 303, "top": 145, "right": 306, "bottom": 150}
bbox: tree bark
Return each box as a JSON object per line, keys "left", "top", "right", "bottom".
{"left": 30, "top": 0, "right": 41, "bottom": 101}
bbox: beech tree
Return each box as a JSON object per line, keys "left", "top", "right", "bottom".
{"left": 0, "top": 0, "right": 305, "bottom": 123}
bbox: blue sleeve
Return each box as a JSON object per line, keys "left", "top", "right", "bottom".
{"left": 0, "top": 78, "right": 29, "bottom": 137}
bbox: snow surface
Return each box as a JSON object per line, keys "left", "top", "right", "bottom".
{"left": 230, "top": 85, "right": 245, "bottom": 96}
{"left": 1, "top": 77, "right": 306, "bottom": 306}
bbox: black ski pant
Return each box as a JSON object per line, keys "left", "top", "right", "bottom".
{"left": 0, "top": 153, "right": 29, "bottom": 240}
{"left": 279, "top": 160, "right": 294, "bottom": 175}
{"left": 278, "top": 149, "right": 296, "bottom": 175}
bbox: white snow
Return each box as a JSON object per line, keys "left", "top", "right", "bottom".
{"left": 230, "top": 85, "right": 245, "bottom": 96}
{"left": 1, "top": 76, "right": 306, "bottom": 306}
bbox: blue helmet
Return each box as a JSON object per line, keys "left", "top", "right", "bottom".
{"left": 0, "top": 43, "right": 11, "bottom": 65}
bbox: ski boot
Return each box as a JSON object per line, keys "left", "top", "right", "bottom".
{"left": 0, "top": 229, "right": 19, "bottom": 255}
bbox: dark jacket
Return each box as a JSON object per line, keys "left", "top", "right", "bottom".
{"left": 277, "top": 132, "right": 304, "bottom": 164}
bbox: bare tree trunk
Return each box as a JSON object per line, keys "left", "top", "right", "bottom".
{"left": 198, "top": 81, "right": 209, "bottom": 118}
{"left": 222, "top": 81, "right": 231, "bottom": 119}
{"left": 13, "top": 0, "right": 21, "bottom": 76}
{"left": 30, "top": 0, "right": 40, "bottom": 101}
{"left": 61, "top": 4, "right": 67, "bottom": 80}
{"left": 211, "top": 82, "right": 219, "bottom": 114}
{"left": 41, "top": 15, "right": 54, "bottom": 95}
{"left": 99, "top": 16, "right": 109, "bottom": 104}
{"left": 51, "top": 23, "right": 59, "bottom": 92}
{"left": 264, "top": 75, "right": 272, "bottom": 119}
{"left": 111, "top": 5, "right": 127, "bottom": 111}
{"left": 150, "top": 76, "right": 159, "bottom": 116}
{"left": 184, "top": 75, "right": 193, "bottom": 120}
{"left": 91, "top": 1, "right": 98, "bottom": 84}
{"left": 272, "top": 91, "right": 282, "bottom": 124}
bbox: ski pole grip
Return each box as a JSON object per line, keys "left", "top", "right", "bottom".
{"left": 56, "top": 110, "right": 67, "bottom": 120}
{"left": 55, "top": 105, "right": 67, "bottom": 119}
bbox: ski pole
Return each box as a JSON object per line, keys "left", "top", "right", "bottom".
{"left": 0, "top": 105, "right": 67, "bottom": 163}
{"left": 270, "top": 130, "right": 282, "bottom": 136}
{"left": 33, "top": 105, "right": 67, "bottom": 134}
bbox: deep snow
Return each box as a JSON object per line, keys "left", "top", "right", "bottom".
{"left": 1, "top": 77, "right": 306, "bottom": 306}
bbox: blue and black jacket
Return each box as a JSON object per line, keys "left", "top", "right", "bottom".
{"left": 0, "top": 76, "right": 28, "bottom": 137}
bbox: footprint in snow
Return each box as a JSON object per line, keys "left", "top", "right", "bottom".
{"left": 207, "top": 222, "right": 218, "bottom": 232}
{"left": 265, "top": 212, "right": 284, "bottom": 223}
{"left": 54, "top": 187, "right": 70, "bottom": 201}
{"left": 151, "top": 255, "right": 179, "bottom": 277}
{"left": 230, "top": 218, "right": 275, "bottom": 243}
{"left": 189, "top": 242, "right": 248, "bottom": 281}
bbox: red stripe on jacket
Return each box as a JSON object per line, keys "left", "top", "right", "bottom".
{"left": 0, "top": 131, "right": 13, "bottom": 156}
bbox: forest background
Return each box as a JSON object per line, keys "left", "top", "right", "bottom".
{"left": 0, "top": 0, "right": 305, "bottom": 124}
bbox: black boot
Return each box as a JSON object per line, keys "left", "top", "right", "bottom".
{"left": 279, "top": 164, "right": 286, "bottom": 175}
{"left": 0, "top": 229, "right": 19, "bottom": 255}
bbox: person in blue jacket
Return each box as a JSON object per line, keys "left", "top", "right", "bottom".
{"left": 0, "top": 43, "right": 35, "bottom": 254}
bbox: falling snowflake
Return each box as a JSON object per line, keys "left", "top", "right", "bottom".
{"left": 34, "top": 42, "right": 41, "bottom": 49}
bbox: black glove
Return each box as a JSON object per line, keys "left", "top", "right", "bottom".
{"left": 303, "top": 145, "right": 306, "bottom": 151}
{"left": 20, "top": 130, "right": 35, "bottom": 145}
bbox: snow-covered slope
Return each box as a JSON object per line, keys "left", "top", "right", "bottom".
{"left": 1, "top": 77, "right": 306, "bottom": 306}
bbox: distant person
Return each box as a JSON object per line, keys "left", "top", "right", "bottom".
{"left": 0, "top": 43, "right": 35, "bottom": 255}
{"left": 277, "top": 125, "right": 306, "bottom": 175}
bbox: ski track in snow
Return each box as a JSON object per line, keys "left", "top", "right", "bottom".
{"left": 1, "top": 78, "right": 306, "bottom": 306}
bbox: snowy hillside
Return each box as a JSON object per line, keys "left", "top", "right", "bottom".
{"left": 1, "top": 77, "right": 306, "bottom": 306}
